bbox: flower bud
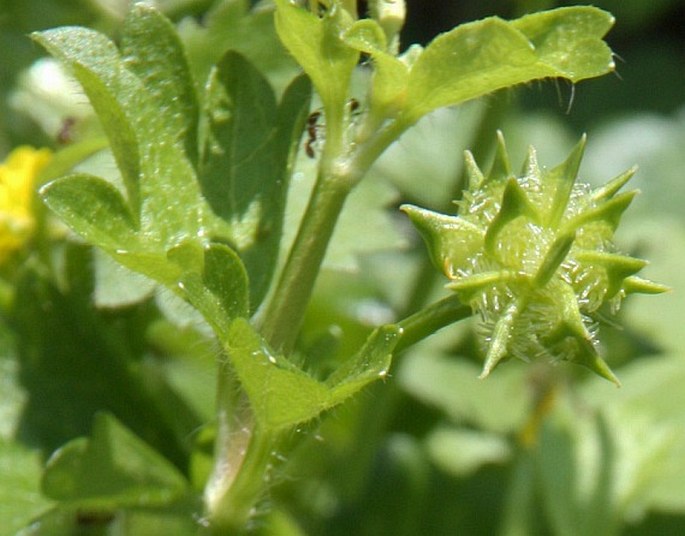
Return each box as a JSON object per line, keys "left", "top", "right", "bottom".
{"left": 402, "top": 133, "right": 668, "bottom": 385}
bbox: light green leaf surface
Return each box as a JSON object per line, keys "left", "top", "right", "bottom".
{"left": 510, "top": 8, "right": 615, "bottom": 79}
{"left": 40, "top": 175, "right": 190, "bottom": 290}
{"left": 403, "top": 7, "right": 614, "bottom": 121}
{"left": 227, "top": 318, "right": 331, "bottom": 430}
{"left": 176, "top": 243, "right": 249, "bottom": 337}
{"left": 33, "top": 21, "right": 232, "bottom": 248}
{"left": 535, "top": 421, "right": 580, "bottom": 536}
{"left": 121, "top": 3, "right": 200, "bottom": 166}
{"left": 39, "top": 174, "right": 138, "bottom": 248}
{"left": 32, "top": 27, "right": 142, "bottom": 209}
{"left": 425, "top": 426, "right": 511, "bottom": 477}
{"left": 92, "top": 250, "right": 156, "bottom": 308}
{"left": 41, "top": 413, "right": 188, "bottom": 510}
{"left": 582, "top": 355, "right": 685, "bottom": 518}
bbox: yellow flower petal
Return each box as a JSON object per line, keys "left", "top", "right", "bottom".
{"left": 0, "top": 146, "right": 52, "bottom": 262}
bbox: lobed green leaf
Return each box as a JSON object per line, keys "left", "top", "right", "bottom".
{"left": 224, "top": 319, "right": 399, "bottom": 431}
{"left": 402, "top": 7, "right": 615, "bottom": 122}
{"left": 511, "top": 7, "right": 615, "bottom": 79}
{"left": 33, "top": 22, "right": 232, "bottom": 249}
{"left": 35, "top": 7, "right": 256, "bottom": 332}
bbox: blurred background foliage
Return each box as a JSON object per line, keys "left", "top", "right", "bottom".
{"left": 1, "top": 0, "right": 684, "bottom": 534}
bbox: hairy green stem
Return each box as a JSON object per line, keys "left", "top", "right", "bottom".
{"left": 259, "top": 170, "right": 352, "bottom": 352}
{"left": 207, "top": 427, "right": 283, "bottom": 534}
{"left": 213, "top": 96, "right": 416, "bottom": 536}
{"left": 207, "top": 293, "right": 470, "bottom": 532}
{"left": 204, "top": 364, "right": 252, "bottom": 533}
{"left": 395, "top": 294, "right": 472, "bottom": 353}
{"left": 205, "top": 364, "right": 286, "bottom": 534}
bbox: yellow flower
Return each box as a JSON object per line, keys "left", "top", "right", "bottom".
{"left": 0, "top": 146, "right": 52, "bottom": 263}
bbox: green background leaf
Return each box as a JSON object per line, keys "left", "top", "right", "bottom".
{"left": 201, "top": 51, "right": 311, "bottom": 308}
{"left": 0, "top": 440, "right": 51, "bottom": 534}
{"left": 179, "top": 0, "right": 299, "bottom": 95}
{"left": 10, "top": 246, "right": 203, "bottom": 471}
{"left": 42, "top": 413, "right": 188, "bottom": 509}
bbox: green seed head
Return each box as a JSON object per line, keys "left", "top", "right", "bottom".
{"left": 402, "top": 133, "right": 667, "bottom": 385}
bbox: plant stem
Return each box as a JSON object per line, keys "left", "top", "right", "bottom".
{"left": 259, "top": 169, "right": 352, "bottom": 352}
{"left": 395, "top": 294, "right": 472, "bottom": 353}
{"left": 206, "top": 243, "right": 469, "bottom": 534}
{"left": 259, "top": 116, "right": 411, "bottom": 353}
{"left": 207, "top": 428, "right": 282, "bottom": 534}
{"left": 205, "top": 364, "right": 285, "bottom": 534}
{"left": 352, "top": 117, "right": 411, "bottom": 176}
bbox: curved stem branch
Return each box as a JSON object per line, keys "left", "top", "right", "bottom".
{"left": 395, "top": 294, "right": 472, "bottom": 354}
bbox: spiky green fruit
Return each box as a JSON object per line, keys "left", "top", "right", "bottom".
{"left": 402, "top": 133, "right": 667, "bottom": 385}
